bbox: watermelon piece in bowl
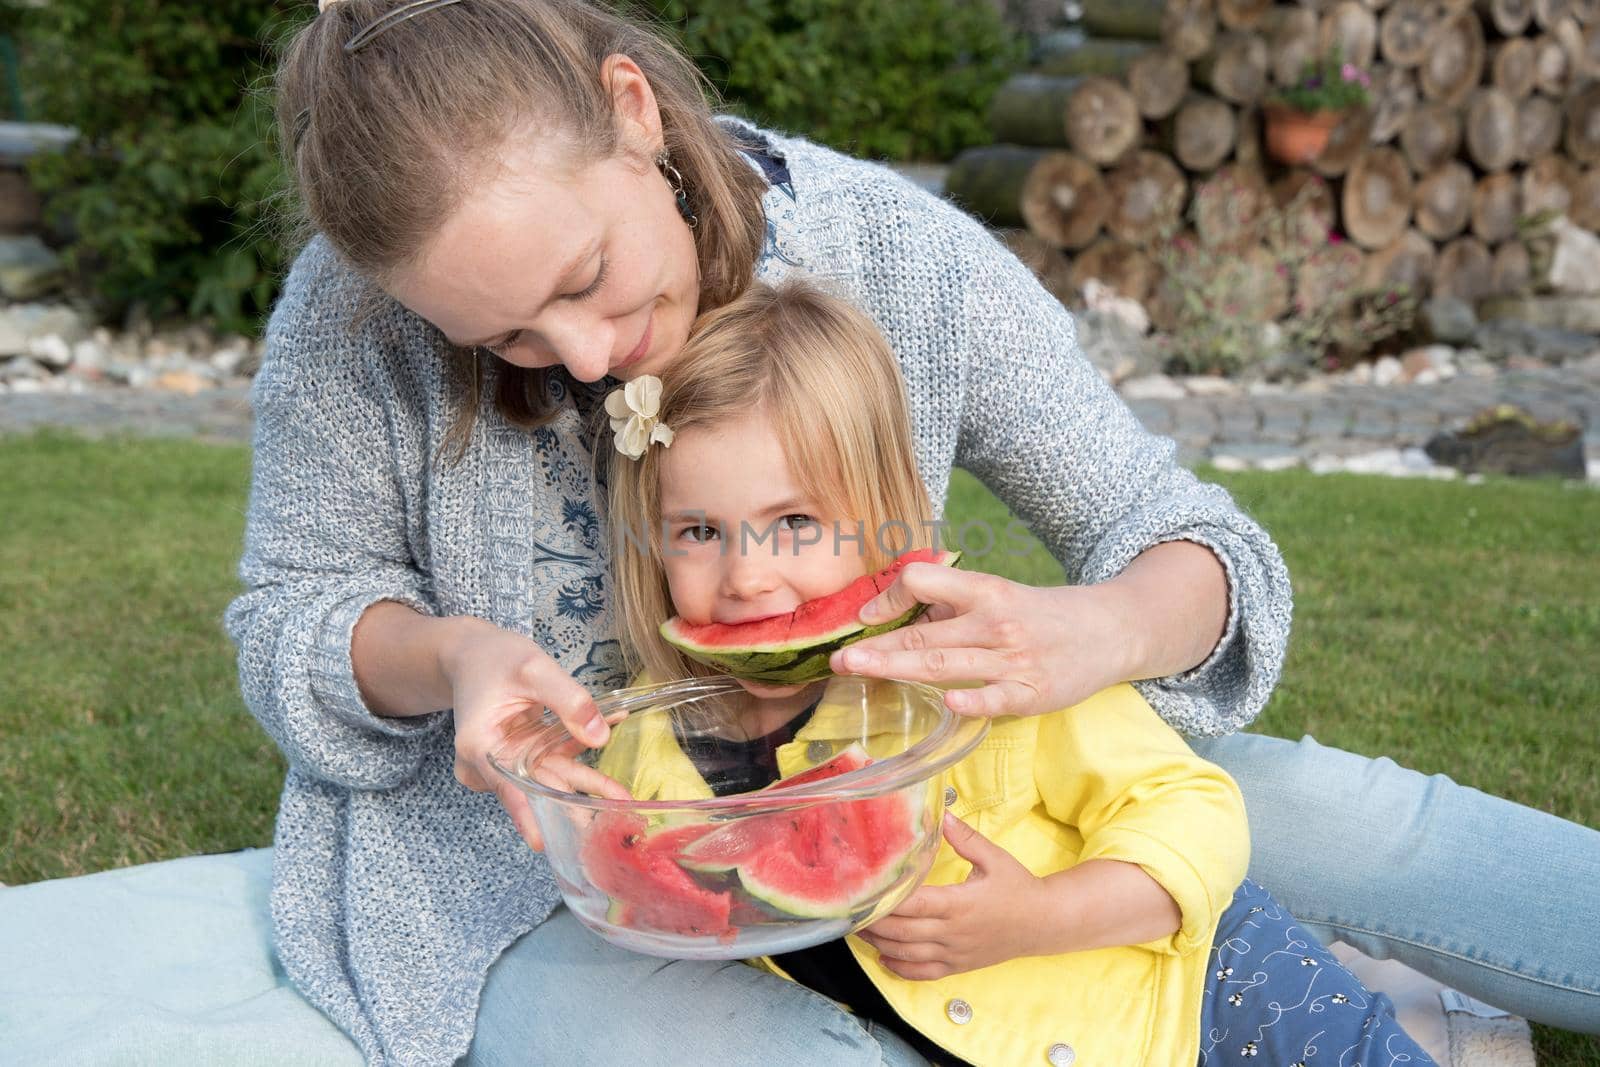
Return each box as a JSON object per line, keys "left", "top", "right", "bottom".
{"left": 660, "top": 548, "right": 962, "bottom": 685}
{"left": 678, "top": 744, "right": 926, "bottom": 920}
{"left": 489, "top": 674, "right": 990, "bottom": 959}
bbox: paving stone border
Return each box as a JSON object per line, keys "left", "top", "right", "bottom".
{"left": 4, "top": 359, "right": 1597, "bottom": 483}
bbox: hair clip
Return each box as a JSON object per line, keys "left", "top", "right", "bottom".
{"left": 344, "top": 0, "right": 467, "bottom": 55}
{"left": 605, "top": 376, "right": 675, "bottom": 460}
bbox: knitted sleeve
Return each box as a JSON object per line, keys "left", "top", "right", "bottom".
{"left": 949, "top": 217, "right": 1293, "bottom": 736}
{"left": 223, "top": 239, "right": 449, "bottom": 789}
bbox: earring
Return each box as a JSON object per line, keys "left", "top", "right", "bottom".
{"left": 656, "top": 148, "right": 698, "bottom": 229}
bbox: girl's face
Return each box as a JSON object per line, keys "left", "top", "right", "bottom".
{"left": 385, "top": 128, "right": 700, "bottom": 385}
{"left": 657, "top": 413, "right": 869, "bottom": 699}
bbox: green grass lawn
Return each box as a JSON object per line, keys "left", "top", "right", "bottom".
{"left": 2, "top": 430, "right": 1597, "bottom": 1062}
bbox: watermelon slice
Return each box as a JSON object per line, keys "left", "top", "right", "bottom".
{"left": 660, "top": 547, "right": 962, "bottom": 685}
{"left": 679, "top": 745, "right": 925, "bottom": 919}
{"left": 580, "top": 810, "right": 733, "bottom": 938}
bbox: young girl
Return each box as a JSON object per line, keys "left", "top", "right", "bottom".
{"left": 599, "top": 277, "right": 1435, "bottom": 1067}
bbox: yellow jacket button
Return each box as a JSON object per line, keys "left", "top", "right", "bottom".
{"left": 1047, "top": 1043, "right": 1076, "bottom": 1065}
{"left": 945, "top": 998, "right": 974, "bottom": 1025}
{"left": 943, "top": 785, "right": 958, "bottom": 807}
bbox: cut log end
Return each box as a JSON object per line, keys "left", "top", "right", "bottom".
{"left": 1066, "top": 77, "right": 1144, "bottom": 165}
{"left": 1343, "top": 147, "right": 1416, "bottom": 248}
{"left": 1021, "top": 152, "right": 1113, "bottom": 249}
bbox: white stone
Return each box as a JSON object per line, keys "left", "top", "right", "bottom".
{"left": 8, "top": 377, "right": 43, "bottom": 393}
{"left": 1212, "top": 454, "right": 1249, "bottom": 472}
{"left": 1256, "top": 452, "right": 1303, "bottom": 471}
{"left": 1181, "top": 375, "right": 1239, "bottom": 396}
{"left": 1082, "top": 278, "right": 1150, "bottom": 334}
{"left": 70, "top": 338, "right": 106, "bottom": 370}
{"left": 1548, "top": 217, "right": 1600, "bottom": 295}
{"left": 209, "top": 342, "right": 251, "bottom": 375}
{"left": 1413, "top": 368, "right": 1440, "bottom": 385}
{"left": 0, "top": 316, "right": 23, "bottom": 357}
{"left": 0, "top": 355, "right": 48, "bottom": 381}
{"left": 28, "top": 333, "right": 71, "bottom": 368}
{"left": 1246, "top": 381, "right": 1288, "bottom": 396}
{"left": 0, "top": 302, "right": 88, "bottom": 356}
{"left": 1347, "top": 362, "right": 1375, "bottom": 385}
{"left": 1119, "top": 374, "right": 1187, "bottom": 400}
{"left": 1373, "top": 355, "right": 1403, "bottom": 386}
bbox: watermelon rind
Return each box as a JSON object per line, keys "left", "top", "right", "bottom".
{"left": 661, "top": 549, "right": 962, "bottom": 684}
{"left": 677, "top": 745, "right": 874, "bottom": 873}
{"left": 686, "top": 767, "right": 928, "bottom": 921}
{"left": 734, "top": 786, "right": 925, "bottom": 919}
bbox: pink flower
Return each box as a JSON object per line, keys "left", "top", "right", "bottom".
{"left": 1327, "top": 230, "right": 1344, "bottom": 245}
{"left": 1341, "top": 63, "right": 1358, "bottom": 82}
{"left": 1275, "top": 264, "right": 1288, "bottom": 278}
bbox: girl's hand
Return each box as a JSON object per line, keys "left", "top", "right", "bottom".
{"left": 438, "top": 618, "right": 615, "bottom": 851}
{"left": 856, "top": 814, "right": 1047, "bottom": 980}
{"left": 827, "top": 564, "right": 1133, "bottom": 718}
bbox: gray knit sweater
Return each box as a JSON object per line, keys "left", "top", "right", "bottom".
{"left": 225, "top": 121, "right": 1291, "bottom": 1065}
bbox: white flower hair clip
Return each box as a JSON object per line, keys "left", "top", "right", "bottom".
{"left": 605, "top": 375, "right": 676, "bottom": 460}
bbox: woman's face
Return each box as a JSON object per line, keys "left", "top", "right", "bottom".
{"left": 385, "top": 129, "right": 700, "bottom": 384}
{"left": 657, "top": 413, "right": 868, "bottom": 699}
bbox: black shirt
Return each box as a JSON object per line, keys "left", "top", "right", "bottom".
{"left": 675, "top": 701, "right": 967, "bottom": 1067}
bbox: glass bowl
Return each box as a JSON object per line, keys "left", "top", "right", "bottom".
{"left": 490, "top": 675, "right": 988, "bottom": 959}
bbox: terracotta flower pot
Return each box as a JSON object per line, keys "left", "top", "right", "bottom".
{"left": 1264, "top": 105, "right": 1343, "bottom": 166}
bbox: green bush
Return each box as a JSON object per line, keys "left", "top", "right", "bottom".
{"left": 640, "top": 0, "right": 1022, "bottom": 162}
{"left": 17, "top": 1, "right": 299, "bottom": 335}
{"left": 17, "top": 1, "right": 1016, "bottom": 334}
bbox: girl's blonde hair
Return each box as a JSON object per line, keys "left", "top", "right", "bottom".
{"left": 607, "top": 277, "right": 935, "bottom": 683}
{"left": 274, "top": 0, "right": 767, "bottom": 445}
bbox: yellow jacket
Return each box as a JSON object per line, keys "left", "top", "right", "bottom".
{"left": 602, "top": 681, "right": 1250, "bottom": 1067}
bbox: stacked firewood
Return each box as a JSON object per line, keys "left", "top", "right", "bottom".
{"left": 947, "top": 0, "right": 1600, "bottom": 320}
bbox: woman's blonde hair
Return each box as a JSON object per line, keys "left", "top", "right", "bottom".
{"left": 607, "top": 277, "right": 935, "bottom": 683}
{"left": 274, "top": 0, "right": 767, "bottom": 444}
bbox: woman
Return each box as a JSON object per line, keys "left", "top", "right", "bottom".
{"left": 234, "top": 0, "right": 1599, "bottom": 1062}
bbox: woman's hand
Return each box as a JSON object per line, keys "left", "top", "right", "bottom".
{"left": 436, "top": 617, "right": 613, "bottom": 851}
{"left": 826, "top": 564, "right": 1133, "bottom": 718}
{"left": 827, "top": 542, "right": 1229, "bottom": 718}
{"left": 856, "top": 814, "right": 1047, "bottom": 979}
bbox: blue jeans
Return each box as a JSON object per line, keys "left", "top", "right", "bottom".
{"left": 1190, "top": 731, "right": 1600, "bottom": 1034}
{"left": 467, "top": 906, "right": 929, "bottom": 1065}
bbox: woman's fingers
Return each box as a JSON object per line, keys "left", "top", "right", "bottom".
{"left": 532, "top": 665, "right": 609, "bottom": 747}
{"left": 859, "top": 562, "right": 996, "bottom": 626}
{"left": 940, "top": 679, "right": 1043, "bottom": 718}
{"left": 833, "top": 642, "right": 1025, "bottom": 690}
{"left": 835, "top": 612, "right": 997, "bottom": 662}
{"left": 494, "top": 778, "right": 546, "bottom": 852}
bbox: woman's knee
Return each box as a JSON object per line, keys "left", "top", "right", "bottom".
{"left": 468, "top": 908, "right": 913, "bottom": 1066}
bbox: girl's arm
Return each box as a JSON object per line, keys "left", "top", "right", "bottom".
{"left": 1039, "top": 685, "right": 1251, "bottom": 957}
{"left": 1032, "top": 857, "right": 1182, "bottom": 954}
{"left": 859, "top": 686, "right": 1248, "bottom": 978}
